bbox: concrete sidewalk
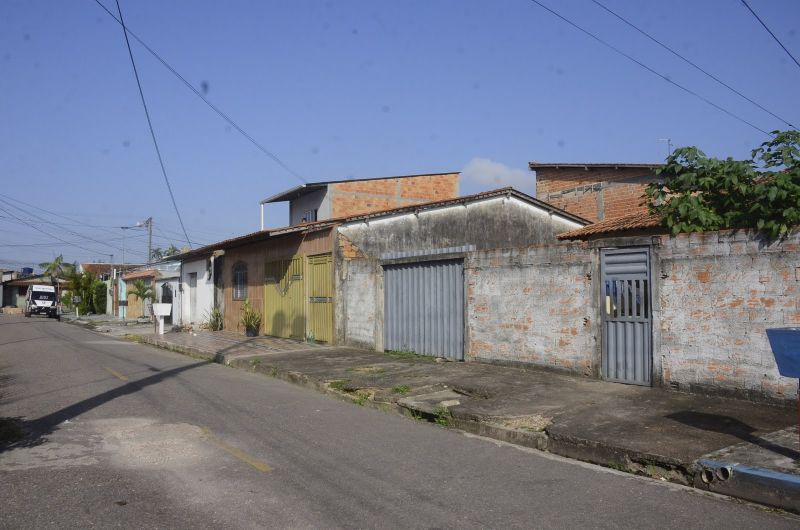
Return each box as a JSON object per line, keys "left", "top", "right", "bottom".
{"left": 104, "top": 326, "right": 799, "bottom": 512}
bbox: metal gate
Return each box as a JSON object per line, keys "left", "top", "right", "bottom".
{"left": 384, "top": 259, "right": 464, "bottom": 360}
{"left": 264, "top": 257, "right": 305, "bottom": 339}
{"left": 308, "top": 253, "right": 333, "bottom": 343}
{"left": 601, "top": 248, "right": 652, "bottom": 385}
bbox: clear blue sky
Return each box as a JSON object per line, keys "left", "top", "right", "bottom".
{"left": 1, "top": 0, "right": 798, "bottom": 268}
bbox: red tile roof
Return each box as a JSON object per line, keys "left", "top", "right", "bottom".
{"left": 122, "top": 269, "right": 160, "bottom": 281}
{"left": 558, "top": 211, "right": 663, "bottom": 240}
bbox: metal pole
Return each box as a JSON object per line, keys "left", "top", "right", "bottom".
{"left": 146, "top": 217, "right": 153, "bottom": 264}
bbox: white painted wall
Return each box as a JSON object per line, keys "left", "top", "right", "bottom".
{"left": 179, "top": 258, "right": 213, "bottom": 326}
{"left": 288, "top": 187, "right": 330, "bottom": 225}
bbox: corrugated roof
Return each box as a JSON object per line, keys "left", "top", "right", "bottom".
{"left": 179, "top": 187, "right": 590, "bottom": 260}
{"left": 529, "top": 162, "right": 660, "bottom": 170}
{"left": 260, "top": 171, "right": 460, "bottom": 204}
{"left": 558, "top": 211, "right": 663, "bottom": 240}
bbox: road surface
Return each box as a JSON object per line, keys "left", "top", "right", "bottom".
{"left": 0, "top": 314, "right": 796, "bottom": 529}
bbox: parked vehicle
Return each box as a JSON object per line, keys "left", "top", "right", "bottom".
{"left": 24, "top": 284, "right": 60, "bottom": 319}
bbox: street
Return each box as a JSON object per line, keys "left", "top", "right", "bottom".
{"left": 0, "top": 314, "right": 797, "bottom": 529}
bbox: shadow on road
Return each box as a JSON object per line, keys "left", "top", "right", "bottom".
{"left": 667, "top": 410, "right": 800, "bottom": 460}
{"left": 1, "top": 360, "right": 210, "bottom": 453}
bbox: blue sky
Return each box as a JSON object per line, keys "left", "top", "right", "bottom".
{"left": 1, "top": 0, "right": 798, "bottom": 268}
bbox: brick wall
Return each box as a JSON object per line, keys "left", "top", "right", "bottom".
{"left": 330, "top": 173, "right": 459, "bottom": 218}
{"left": 534, "top": 167, "right": 657, "bottom": 222}
{"left": 656, "top": 229, "right": 800, "bottom": 402}
{"left": 465, "top": 243, "right": 597, "bottom": 374}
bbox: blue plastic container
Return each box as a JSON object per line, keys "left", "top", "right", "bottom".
{"left": 766, "top": 328, "right": 800, "bottom": 378}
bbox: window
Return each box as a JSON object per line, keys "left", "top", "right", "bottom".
{"left": 233, "top": 262, "right": 248, "bottom": 300}
{"left": 301, "top": 209, "right": 317, "bottom": 223}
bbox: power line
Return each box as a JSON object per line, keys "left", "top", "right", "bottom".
{"left": 591, "top": 0, "right": 796, "bottom": 130}
{"left": 527, "top": 0, "right": 772, "bottom": 136}
{"left": 113, "top": 0, "right": 192, "bottom": 249}
{"left": 0, "top": 204, "right": 113, "bottom": 257}
{"left": 741, "top": 0, "right": 800, "bottom": 70}
{"left": 91, "top": 0, "right": 308, "bottom": 184}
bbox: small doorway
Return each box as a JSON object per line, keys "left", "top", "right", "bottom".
{"left": 600, "top": 248, "right": 652, "bottom": 385}
{"left": 188, "top": 272, "right": 197, "bottom": 323}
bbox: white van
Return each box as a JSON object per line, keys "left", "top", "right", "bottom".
{"left": 25, "top": 284, "right": 60, "bottom": 319}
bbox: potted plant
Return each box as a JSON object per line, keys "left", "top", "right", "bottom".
{"left": 239, "top": 299, "right": 262, "bottom": 337}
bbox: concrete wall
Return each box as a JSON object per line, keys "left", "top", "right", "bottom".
{"left": 466, "top": 243, "right": 597, "bottom": 375}
{"left": 180, "top": 258, "right": 214, "bottom": 326}
{"left": 289, "top": 187, "right": 330, "bottom": 225}
{"left": 334, "top": 195, "right": 585, "bottom": 350}
{"left": 535, "top": 167, "right": 658, "bottom": 222}
{"left": 654, "top": 229, "right": 800, "bottom": 403}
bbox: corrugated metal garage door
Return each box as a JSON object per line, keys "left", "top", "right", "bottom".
{"left": 384, "top": 259, "right": 464, "bottom": 360}
{"left": 264, "top": 257, "right": 305, "bottom": 339}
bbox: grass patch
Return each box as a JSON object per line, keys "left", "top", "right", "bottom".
{"left": 434, "top": 406, "right": 452, "bottom": 427}
{"left": 250, "top": 358, "right": 261, "bottom": 368}
{"left": 353, "top": 390, "right": 371, "bottom": 406}
{"left": 329, "top": 380, "right": 349, "bottom": 392}
{"left": 384, "top": 349, "right": 435, "bottom": 362}
{"left": 392, "top": 384, "right": 410, "bottom": 395}
{"left": 270, "top": 367, "right": 278, "bottom": 377}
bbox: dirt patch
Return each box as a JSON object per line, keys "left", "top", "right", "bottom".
{"left": 492, "top": 414, "right": 552, "bottom": 432}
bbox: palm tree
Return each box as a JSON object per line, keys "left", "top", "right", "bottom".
{"left": 127, "top": 279, "right": 155, "bottom": 318}
{"left": 39, "top": 255, "right": 76, "bottom": 280}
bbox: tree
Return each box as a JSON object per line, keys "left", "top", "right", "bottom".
{"left": 127, "top": 279, "right": 154, "bottom": 318}
{"left": 93, "top": 282, "right": 107, "bottom": 315}
{"left": 65, "top": 270, "right": 103, "bottom": 315}
{"left": 151, "top": 244, "right": 181, "bottom": 261}
{"left": 645, "top": 130, "right": 800, "bottom": 238}
{"left": 39, "top": 255, "right": 76, "bottom": 280}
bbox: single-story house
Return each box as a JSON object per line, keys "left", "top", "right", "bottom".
{"left": 334, "top": 187, "right": 589, "bottom": 359}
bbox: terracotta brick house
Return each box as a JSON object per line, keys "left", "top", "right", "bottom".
{"left": 259, "top": 172, "right": 460, "bottom": 228}
{"left": 529, "top": 162, "right": 660, "bottom": 223}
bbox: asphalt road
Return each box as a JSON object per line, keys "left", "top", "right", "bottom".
{"left": 1, "top": 314, "right": 797, "bottom": 529}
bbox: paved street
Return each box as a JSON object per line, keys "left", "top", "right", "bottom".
{"left": 1, "top": 314, "right": 797, "bottom": 529}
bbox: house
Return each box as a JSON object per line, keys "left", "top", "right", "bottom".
{"left": 334, "top": 188, "right": 589, "bottom": 359}
{"left": 529, "top": 162, "right": 660, "bottom": 222}
{"left": 259, "top": 172, "right": 460, "bottom": 228}
{"left": 122, "top": 269, "right": 158, "bottom": 319}
{"left": 179, "top": 171, "right": 462, "bottom": 338}
{"left": 178, "top": 251, "right": 218, "bottom": 327}
{"left": 554, "top": 211, "right": 800, "bottom": 403}
{"left": 79, "top": 263, "right": 133, "bottom": 316}
{"left": 0, "top": 269, "right": 17, "bottom": 309}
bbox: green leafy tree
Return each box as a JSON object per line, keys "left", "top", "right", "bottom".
{"left": 93, "top": 282, "right": 107, "bottom": 314}
{"left": 164, "top": 244, "right": 181, "bottom": 257}
{"left": 150, "top": 247, "right": 164, "bottom": 261}
{"left": 645, "top": 130, "right": 800, "bottom": 238}
{"left": 127, "top": 279, "right": 154, "bottom": 317}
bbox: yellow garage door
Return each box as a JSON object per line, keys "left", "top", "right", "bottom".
{"left": 308, "top": 253, "right": 333, "bottom": 343}
{"left": 264, "top": 257, "right": 305, "bottom": 339}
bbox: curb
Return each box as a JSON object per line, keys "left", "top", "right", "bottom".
{"left": 128, "top": 332, "right": 798, "bottom": 513}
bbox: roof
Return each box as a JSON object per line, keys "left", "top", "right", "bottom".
{"left": 80, "top": 263, "right": 142, "bottom": 275}
{"left": 122, "top": 269, "right": 160, "bottom": 281}
{"left": 179, "top": 187, "right": 590, "bottom": 261}
{"left": 260, "top": 171, "right": 460, "bottom": 204}
{"left": 4, "top": 274, "right": 67, "bottom": 286}
{"left": 529, "top": 162, "right": 660, "bottom": 170}
{"left": 558, "top": 210, "right": 663, "bottom": 240}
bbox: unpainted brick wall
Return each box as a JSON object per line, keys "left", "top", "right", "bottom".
{"left": 657, "top": 230, "right": 800, "bottom": 402}
{"left": 465, "top": 243, "right": 596, "bottom": 374}
{"left": 330, "top": 173, "right": 459, "bottom": 218}
{"left": 535, "top": 167, "right": 657, "bottom": 222}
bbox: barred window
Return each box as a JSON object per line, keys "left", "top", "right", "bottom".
{"left": 233, "top": 263, "right": 248, "bottom": 300}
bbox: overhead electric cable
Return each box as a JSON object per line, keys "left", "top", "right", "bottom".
{"left": 527, "top": 0, "right": 772, "bottom": 136}
{"left": 741, "top": 0, "right": 800, "bottom": 70}
{"left": 591, "top": 0, "right": 796, "bottom": 129}
{"left": 0, "top": 205, "right": 113, "bottom": 256}
{"left": 0, "top": 197, "right": 146, "bottom": 257}
{"left": 113, "top": 0, "right": 192, "bottom": 249}
{"left": 92, "top": 0, "right": 307, "bottom": 184}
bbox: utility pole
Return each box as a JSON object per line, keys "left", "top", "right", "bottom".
{"left": 658, "top": 138, "right": 673, "bottom": 159}
{"left": 141, "top": 217, "right": 153, "bottom": 264}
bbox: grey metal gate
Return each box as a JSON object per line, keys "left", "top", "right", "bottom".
{"left": 601, "top": 248, "right": 652, "bottom": 385}
{"left": 384, "top": 259, "right": 464, "bottom": 360}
